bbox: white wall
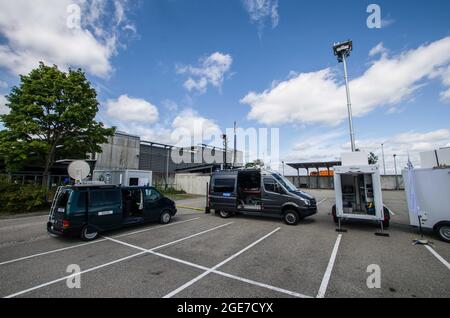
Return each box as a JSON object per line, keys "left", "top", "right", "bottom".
{"left": 174, "top": 173, "right": 210, "bottom": 195}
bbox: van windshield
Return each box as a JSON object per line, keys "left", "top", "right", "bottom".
{"left": 272, "top": 173, "right": 298, "bottom": 192}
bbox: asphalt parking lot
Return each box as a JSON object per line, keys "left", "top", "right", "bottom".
{"left": 0, "top": 191, "right": 449, "bottom": 298}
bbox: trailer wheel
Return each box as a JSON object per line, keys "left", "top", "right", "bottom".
{"left": 219, "top": 210, "right": 233, "bottom": 219}
{"left": 383, "top": 207, "right": 391, "bottom": 229}
{"left": 332, "top": 205, "right": 338, "bottom": 224}
{"left": 283, "top": 210, "right": 299, "bottom": 225}
{"left": 436, "top": 223, "right": 450, "bottom": 243}
{"left": 160, "top": 210, "right": 172, "bottom": 224}
{"left": 80, "top": 225, "right": 99, "bottom": 241}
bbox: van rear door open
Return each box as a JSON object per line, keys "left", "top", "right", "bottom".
{"left": 87, "top": 188, "right": 122, "bottom": 231}
{"left": 210, "top": 175, "right": 237, "bottom": 211}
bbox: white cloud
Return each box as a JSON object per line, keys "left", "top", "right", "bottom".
{"left": 105, "top": 95, "right": 159, "bottom": 123}
{"left": 101, "top": 97, "right": 222, "bottom": 148}
{"left": 285, "top": 129, "right": 450, "bottom": 174}
{"left": 243, "top": 0, "right": 279, "bottom": 36}
{"left": 441, "top": 88, "right": 450, "bottom": 102}
{"left": 369, "top": 42, "right": 388, "bottom": 57}
{"left": 0, "top": 80, "right": 8, "bottom": 89}
{"left": 242, "top": 36, "right": 450, "bottom": 126}
{"left": 177, "top": 52, "right": 233, "bottom": 94}
{"left": 381, "top": 18, "right": 395, "bottom": 28}
{"left": 171, "top": 109, "right": 222, "bottom": 147}
{"left": 0, "top": 0, "right": 135, "bottom": 78}
{"left": 0, "top": 95, "right": 9, "bottom": 115}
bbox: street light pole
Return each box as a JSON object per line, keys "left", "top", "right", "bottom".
{"left": 342, "top": 54, "right": 356, "bottom": 152}
{"left": 393, "top": 154, "right": 399, "bottom": 190}
{"left": 381, "top": 143, "right": 386, "bottom": 175}
{"left": 333, "top": 40, "right": 356, "bottom": 152}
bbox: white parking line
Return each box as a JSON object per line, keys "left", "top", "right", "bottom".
{"left": 424, "top": 245, "right": 450, "bottom": 270}
{"left": 0, "top": 217, "right": 200, "bottom": 267}
{"left": 317, "top": 198, "right": 327, "bottom": 205}
{"left": 163, "top": 227, "right": 281, "bottom": 298}
{"left": 316, "top": 234, "right": 342, "bottom": 298}
{"left": 105, "top": 233, "right": 311, "bottom": 298}
{"left": 384, "top": 205, "right": 396, "bottom": 216}
{"left": 4, "top": 222, "right": 232, "bottom": 298}
{"left": 4, "top": 251, "right": 147, "bottom": 298}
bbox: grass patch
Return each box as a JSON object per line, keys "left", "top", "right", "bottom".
{"left": 156, "top": 187, "right": 197, "bottom": 201}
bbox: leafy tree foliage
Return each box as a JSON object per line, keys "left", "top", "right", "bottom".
{"left": 0, "top": 63, "right": 114, "bottom": 185}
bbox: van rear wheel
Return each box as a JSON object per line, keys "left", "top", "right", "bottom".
{"left": 283, "top": 210, "right": 299, "bottom": 225}
{"left": 80, "top": 225, "right": 99, "bottom": 241}
{"left": 219, "top": 210, "right": 232, "bottom": 219}
{"left": 160, "top": 211, "right": 172, "bottom": 224}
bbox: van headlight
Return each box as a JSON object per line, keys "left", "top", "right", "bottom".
{"left": 300, "top": 198, "right": 311, "bottom": 206}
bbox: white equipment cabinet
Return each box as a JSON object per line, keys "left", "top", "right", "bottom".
{"left": 333, "top": 152, "right": 388, "bottom": 233}
{"left": 334, "top": 165, "right": 384, "bottom": 222}
{"left": 93, "top": 170, "right": 152, "bottom": 187}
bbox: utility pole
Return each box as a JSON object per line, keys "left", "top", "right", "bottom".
{"left": 233, "top": 121, "right": 237, "bottom": 168}
{"left": 282, "top": 161, "right": 285, "bottom": 176}
{"left": 381, "top": 143, "right": 386, "bottom": 175}
{"left": 333, "top": 40, "right": 356, "bottom": 152}
{"left": 393, "top": 154, "right": 399, "bottom": 190}
{"left": 165, "top": 146, "right": 171, "bottom": 190}
{"left": 222, "top": 134, "right": 228, "bottom": 170}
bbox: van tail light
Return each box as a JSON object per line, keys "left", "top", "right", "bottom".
{"left": 63, "top": 220, "right": 70, "bottom": 229}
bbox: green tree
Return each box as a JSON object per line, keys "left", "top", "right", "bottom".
{"left": 0, "top": 62, "right": 115, "bottom": 186}
{"left": 368, "top": 152, "right": 379, "bottom": 165}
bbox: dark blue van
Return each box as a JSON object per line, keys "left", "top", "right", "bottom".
{"left": 47, "top": 185, "right": 177, "bottom": 241}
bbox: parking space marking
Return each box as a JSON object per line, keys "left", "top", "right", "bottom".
{"left": 4, "top": 251, "right": 148, "bottom": 298}
{"left": 317, "top": 198, "right": 327, "bottom": 205}
{"left": 316, "top": 234, "right": 342, "bottom": 298}
{"left": 163, "top": 227, "right": 281, "bottom": 298}
{"left": 384, "top": 205, "right": 396, "bottom": 216}
{"left": 424, "top": 245, "right": 450, "bottom": 270}
{"left": 113, "top": 217, "right": 200, "bottom": 239}
{"left": 4, "top": 222, "right": 232, "bottom": 298}
{"left": 104, "top": 233, "right": 311, "bottom": 298}
{"left": 0, "top": 217, "right": 200, "bottom": 267}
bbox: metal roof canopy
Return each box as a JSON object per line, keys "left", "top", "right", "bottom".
{"left": 287, "top": 161, "right": 341, "bottom": 171}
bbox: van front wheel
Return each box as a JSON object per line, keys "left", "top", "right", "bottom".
{"left": 283, "top": 210, "right": 299, "bottom": 225}
{"left": 160, "top": 211, "right": 172, "bottom": 224}
{"left": 80, "top": 225, "right": 99, "bottom": 241}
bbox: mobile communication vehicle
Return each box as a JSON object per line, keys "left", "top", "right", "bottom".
{"left": 47, "top": 185, "right": 177, "bottom": 241}
{"left": 207, "top": 169, "right": 317, "bottom": 225}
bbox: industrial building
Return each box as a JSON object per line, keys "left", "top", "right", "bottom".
{"left": 93, "top": 131, "right": 244, "bottom": 187}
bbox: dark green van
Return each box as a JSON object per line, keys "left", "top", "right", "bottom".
{"left": 47, "top": 185, "right": 177, "bottom": 241}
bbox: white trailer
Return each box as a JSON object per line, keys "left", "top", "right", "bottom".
{"left": 332, "top": 153, "right": 390, "bottom": 233}
{"left": 92, "top": 170, "right": 152, "bottom": 187}
{"left": 403, "top": 167, "right": 450, "bottom": 243}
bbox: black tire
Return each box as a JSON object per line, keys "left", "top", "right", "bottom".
{"left": 283, "top": 209, "right": 300, "bottom": 225}
{"left": 383, "top": 207, "right": 390, "bottom": 229}
{"left": 80, "top": 225, "right": 99, "bottom": 241}
{"left": 332, "top": 205, "right": 338, "bottom": 224}
{"left": 160, "top": 210, "right": 172, "bottom": 224}
{"left": 218, "top": 210, "right": 232, "bottom": 219}
{"left": 436, "top": 223, "right": 450, "bottom": 243}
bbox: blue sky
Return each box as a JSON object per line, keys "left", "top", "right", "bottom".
{"left": 0, "top": 0, "right": 450, "bottom": 174}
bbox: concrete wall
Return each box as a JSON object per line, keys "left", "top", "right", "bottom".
{"left": 174, "top": 173, "right": 210, "bottom": 195}
{"left": 286, "top": 175, "right": 404, "bottom": 190}
{"left": 95, "top": 132, "right": 140, "bottom": 170}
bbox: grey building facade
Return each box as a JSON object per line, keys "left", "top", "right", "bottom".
{"left": 95, "top": 132, "right": 243, "bottom": 187}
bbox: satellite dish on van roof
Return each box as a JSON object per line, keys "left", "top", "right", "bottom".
{"left": 68, "top": 160, "right": 91, "bottom": 182}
